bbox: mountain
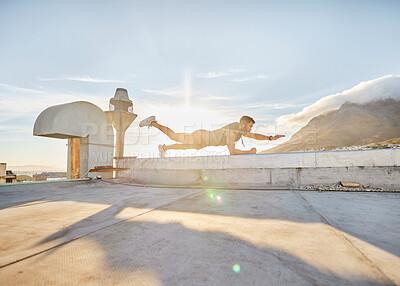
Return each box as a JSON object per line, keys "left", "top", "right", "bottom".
{"left": 261, "top": 98, "right": 400, "bottom": 153}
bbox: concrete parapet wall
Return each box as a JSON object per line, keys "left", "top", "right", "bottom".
{"left": 116, "top": 149, "right": 400, "bottom": 189}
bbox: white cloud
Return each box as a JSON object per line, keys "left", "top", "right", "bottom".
{"left": 276, "top": 75, "right": 400, "bottom": 127}
{"left": 0, "top": 83, "right": 44, "bottom": 94}
{"left": 0, "top": 125, "right": 33, "bottom": 134}
{"left": 196, "top": 68, "right": 244, "bottom": 79}
{"left": 246, "top": 102, "right": 309, "bottom": 109}
{"left": 197, "top": 71, "right": 233, "bottom": 78}
{"left": 196, "top": 69, "right": 270, "bottom": 82}
{"left": 219, "top": 101, "right": 308, "bottom": 111}
{"left": 0, "top": 138, "right": 33, "bottom": 142}
{"left": 232, "top": 73, "right": 269, "bottom": 82}
{"left": 142, "top": 87, "right": 185, "bottom": 97}
{"left": 0, "top": 83, "right": 103, "bottom": 119}
{"left": 142, "top": 86, "right": 235, "bottom": 102}
{"left": 197, "top": 95, "right": 232, "bottom": 101}
{"left": 37, "top": 75, "right": 126, "bottom": 83}
{"left": 65, "top": 76, "right": 126, "bottom": 83}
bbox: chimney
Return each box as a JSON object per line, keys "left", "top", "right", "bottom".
{"left": 105, "top": 88, "right": 137, "bottom": 158}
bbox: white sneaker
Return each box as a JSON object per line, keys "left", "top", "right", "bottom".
{"left": 139, "top": 116, "right": 157, "bottom": 127}
{"left": 158, "top": 144, "right": 166, "bottom": 158}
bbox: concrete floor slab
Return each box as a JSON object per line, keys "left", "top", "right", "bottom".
{"left": 0, "top": 181, "right": 399, "bottom": 285}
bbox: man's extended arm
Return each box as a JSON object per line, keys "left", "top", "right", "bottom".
{"left": 226, "top": 132, "right": 257, "bottom": 155}
{"left": 243, "top": 133, "right": 285, "bottom": 141}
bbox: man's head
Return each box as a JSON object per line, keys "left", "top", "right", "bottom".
{"left": 239, "top": 115, "right": 255, "bottom": 133}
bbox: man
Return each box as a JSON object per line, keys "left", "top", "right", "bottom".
{"left": 139, "top": 115, "right": 285, "bottom": 157}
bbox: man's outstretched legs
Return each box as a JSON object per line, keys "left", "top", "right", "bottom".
{"left": 150, "top": 121, "right": 197, "bottom": 145}
{"left": 139, "top": 116, "right": 204, "bottom": 157}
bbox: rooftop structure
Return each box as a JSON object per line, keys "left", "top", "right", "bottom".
{"left": 0, "top": 163, "right": 17, "bottom": 184}
{"left": 105, "top": 88, "right": 137, "bottom": 159}
{"left": 33, "top": 101, "right": 114, "bottom": 179}
{"left": 33, "top": 88, "right": 137, "bottom": 180}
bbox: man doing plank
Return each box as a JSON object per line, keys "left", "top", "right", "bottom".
{"left": 139, "top": 115, "right": 285, "bottom": 157}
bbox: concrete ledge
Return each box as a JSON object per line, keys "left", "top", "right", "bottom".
{"left": 116, "top": 149, "right": 400, "bottom": 189}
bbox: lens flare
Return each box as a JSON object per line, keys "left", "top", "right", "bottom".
{"left": 206, "top": 188, "right": 214, "bottom": 200}
{"left": 203, "top": 176, "right": 208, "bottom": 181}
{"left": 232, "top": 264, "right": 241, "bottom": 273}
{"left": 206, "top": 189, "right": 224, "bottom": 205}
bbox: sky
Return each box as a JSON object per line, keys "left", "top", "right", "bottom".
{"left": 1, "top": 0, "right": 400, "bottom": 170}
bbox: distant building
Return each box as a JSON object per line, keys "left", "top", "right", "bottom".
{"left": 0, "top": 163, "right": 17, "bottom": 183}
{"left": 16, "top": 175, "right": 33, "bottom": 182}
{"left": 33, "top": 172, "right": 67, "bottom": 182}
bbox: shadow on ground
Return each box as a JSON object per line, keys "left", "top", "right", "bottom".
{"left": 1, "top": 180, "right": 399, "bottom": 285}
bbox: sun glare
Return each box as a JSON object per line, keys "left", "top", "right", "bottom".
{"left": 126, "top": 69, "right": 237, "bottom": 157}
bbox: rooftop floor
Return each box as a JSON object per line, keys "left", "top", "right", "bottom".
{"left": 0, "top": 180, "right": 399, "bottom": 285}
